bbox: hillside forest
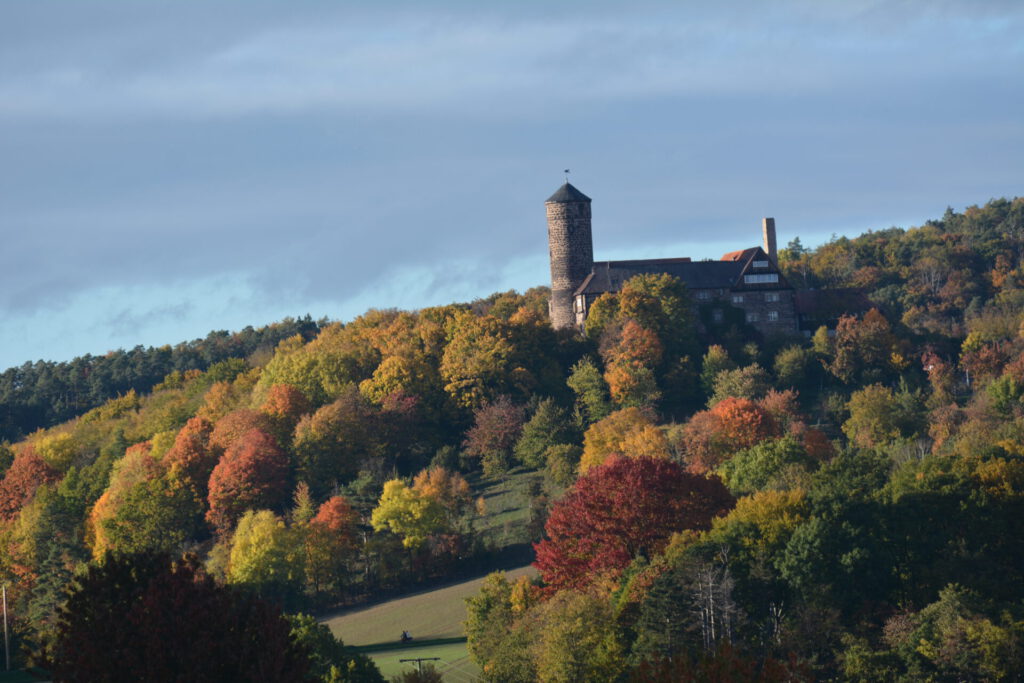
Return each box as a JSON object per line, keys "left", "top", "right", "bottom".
{"left": 1, "top": 197, "right": 1024, "bottom": 680}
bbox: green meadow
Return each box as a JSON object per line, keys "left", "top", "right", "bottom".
{"left": 324, "top": 565, "right": 536, "bottom": 680}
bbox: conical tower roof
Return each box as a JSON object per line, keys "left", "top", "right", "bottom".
{"left": 546, "top": 182, "right": 591, "bottom": 203}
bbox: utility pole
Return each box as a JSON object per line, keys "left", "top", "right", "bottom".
{"left": 3, "top": 583, "right": 9, "bottom": 671}
{"left": 399, "top": 657, "right": 440, "bottom": 674}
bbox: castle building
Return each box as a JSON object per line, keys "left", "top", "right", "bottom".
{"left": 546, "top": 182, "right": 799, "bottom": 337}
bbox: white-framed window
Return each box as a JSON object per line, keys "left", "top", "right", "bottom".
{"left": 732, "top": 294, "right": 744, "bottom": 304}
{"left": 768, "top": 310, "right": 779, "bottom": 322}
{"left": 744, "top": 273, "right": 779, "bottom": 284}
{"left": 752, "top": 260, "right": 769, "bottom": 269}
{"left": 712, "top": 309, "right": 723, "bottom": 323}
{"left": 696, "top": 290, "right": 712, "bottom": 300}
{"left": 746, "top": 312, "right": 760, "bottom": 322}
{"left": 765, "top": 292, "right": 780, "bottom": 302}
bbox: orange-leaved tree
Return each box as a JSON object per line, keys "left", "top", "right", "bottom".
{"left": 603, "top": 320, "right": 664, "bottom": 408}
{"left": 302, "top": 495, "right": 361, "bottom": 597}
{"left": 259, "top": 383, "right": 311, "bottom": 444}
{"left": 209, "top": 409, "right": 278, "bottom": 454}
{"left": 681, "top": 397, "right": 780, "bottom": 474}
{"left": 163, "top": 417, "right": 216, "bottom": 502}
{"left": 412, "top": 466, "right": 472, "bottom": 522}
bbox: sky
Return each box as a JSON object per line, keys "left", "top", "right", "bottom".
{"left": 1, "top": 1, "right": 1023, "bottom": 369}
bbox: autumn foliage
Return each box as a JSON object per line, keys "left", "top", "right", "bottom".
{"left": 208, "top": 409, "right": 277, "bottom": 454}
{"left": 259, "top": 383, "right": 311, "bottom": 443}
{"left": 206, "top": 429, "right": 291, "bottom": 534}
{"left": 292, "top": 388, "right": 381, "bottom": 497}
{"left": 302, "top": 496, "right": 361, "bottom": 598}
{"left": 9, "top": 197, "right": 1024, "bottom": 678}
{"left": 713, "top": 397, "right": 779, "bottom": 447}
{"left": 603, "top": 320, "right": 664, "bottom": 408}
{"left": 579, "top": 407, "right": 670, "bottom": 473}
{"left": 311, "top": 496, "right": 359, "bottom": 538}
{"left": 534, "top": 456, "right": 734, "bottom": 591}
{"left": 163, "top": 416, "right": 216, "bottom": 497}
{"left": 463, "top": 396, "right": 527, "bottom": 475}
{"left": 0, "top": 448, "right": 59, "bottom": 520}
{"left": 681, "top": 397, "right": 780, "bottom": 473}
{"left": 412, "top": 466, "right": 472, "bottom": 519}
{"left": 88, "top": 441, "right": 164, "bottom": 556}
{"left": 260, "top": 383, "right": 311, "bottom": 423}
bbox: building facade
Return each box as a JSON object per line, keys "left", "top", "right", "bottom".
{"left": 546, "top": 182, "right": 799, "bottom": 337}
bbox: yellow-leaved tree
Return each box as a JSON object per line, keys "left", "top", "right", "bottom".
{"left": 227, "top": 509, "right": 304, "bottom": 606}
{"left": 370, "top": 480, "right": 447, "bottom": 549}
{"left": 578, "top": 407, "right": 670, "bottom": 474}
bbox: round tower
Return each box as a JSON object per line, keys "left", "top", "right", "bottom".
{"left": 546, "top": 182, "right": 593, "bottom": 330}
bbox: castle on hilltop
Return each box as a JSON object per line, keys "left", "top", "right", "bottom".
{"left": 545, "top": 182, "right": 800, "bottom": 337}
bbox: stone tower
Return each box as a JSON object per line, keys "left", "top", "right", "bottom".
{"left": 546, "top": 182, "right": 593, "bottom": 329}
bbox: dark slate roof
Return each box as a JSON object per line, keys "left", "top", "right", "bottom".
{"left": 575, "top": 258, "right": 745, "bottom": 296}
{"left": 546, "top": 182, "right": 592, "bottom": 203}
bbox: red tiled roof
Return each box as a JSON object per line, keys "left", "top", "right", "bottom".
{"left": 721, "top": 247, "right": 759, "bottom": 262}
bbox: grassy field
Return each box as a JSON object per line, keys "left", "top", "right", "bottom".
{"left": 323, "top": 466, "right": 548, "bottom": 680}
{"left": 470, "top": 466, "right": 551, "bottom": 546}
{"left": 360, "top": 640, "right": 478, "bottom": 682}
{"left": 323, "top": 565, "right": 536, "bottom": 680}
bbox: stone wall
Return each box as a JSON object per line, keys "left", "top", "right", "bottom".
{"left": 718, "top": 289, "right": 799, "bottom": 338}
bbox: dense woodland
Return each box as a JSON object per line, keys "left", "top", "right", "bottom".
{"left": 2, "top": 196, "right": 1024, "bottom": 681}
{"left": 0, "top": 316, "right": 323, "bottom": 443}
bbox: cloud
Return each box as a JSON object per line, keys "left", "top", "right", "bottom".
{"left": 2, "top": 2, "right": 1021, "bottom": 120}
{"left": 104, "top": 300, "right": 195, "bottom": 338}
{"left": 0, "top": 0, "right": 1022, "bottom": 368}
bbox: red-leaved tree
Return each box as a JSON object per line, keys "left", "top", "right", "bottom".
{"left": 163, "top": 417, "right": 216, "bottom": 499}
{"left": 206, "top": 429, "right": 291, "bottom": 534}
{"left": 311, "top": 496, "right": 360, "bottom": 539}
{"left": 209, "top": 409, "right": 277, "bottom": 454}
{"left": 0, "top": 448, "right": 60, "bottom": 520}
{"left": 533, "top": 456, "right": 734, "bottom": 592}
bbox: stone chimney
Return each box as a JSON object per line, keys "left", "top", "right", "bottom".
{"left": 762, "top": 217, "right": 777, "bottom": 264}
